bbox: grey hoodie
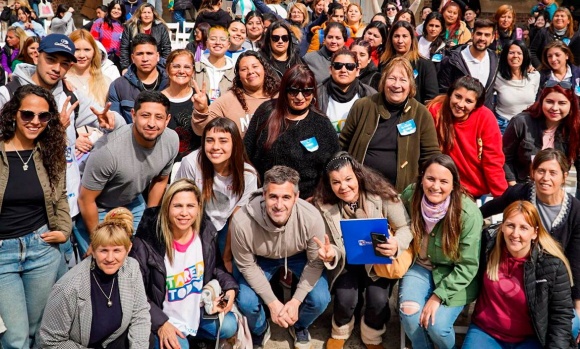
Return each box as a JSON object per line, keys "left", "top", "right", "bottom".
{"left": 231, "top": 190, "right": 326, "bottom": 304}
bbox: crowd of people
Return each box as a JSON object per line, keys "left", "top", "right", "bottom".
{"left": 1, "top": 0, "right": 580, "bottom": 348}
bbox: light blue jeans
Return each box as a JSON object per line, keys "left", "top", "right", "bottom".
{"left": 399, "top": 264, "right": 464, "bottom": 349}
{"left": 463, "top": 323, "right": 542, "bottom": 349}
{"left": 0, "top": 225, "right": 61, "bottom": 349}
{"left": 153, "top": 312, "right": 238, "bottom": 348}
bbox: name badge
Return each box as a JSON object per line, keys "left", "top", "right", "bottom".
{"left": 397, "top": 119, "right": 416, "bottom": 136}
{"left": 300, "top": 137, "right": 319, "bottom": 152}
{"left": 413, "top": 69, "right": 419, "bottom": 78}
{"left": 563, "top": 37, "right": 571, "bottom": 46}
{"left": 575, "top": 85, "right": 580, "bottom": 96}
{"left": 432, "top": 53, "right": 443, "bottom": 62}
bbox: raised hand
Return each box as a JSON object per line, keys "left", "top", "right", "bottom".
{"left": 90, "top": 102, "right": 115, "bottom": 130}
{"left": 191, "top": 80, "right": 209, "bottom": 114}
{"left": 313, "top": 235, "right": 335, "bottom": 263}
{"left": 59, "top": 95, "right": 79, "bottom": 129}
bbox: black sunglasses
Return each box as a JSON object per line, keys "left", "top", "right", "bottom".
{"left": 271, "top": 34, "right": 289, "bottom": 43}
{"left": 386, "top": 7, "right": 397, "bottom": 11}
{"left": 331, "top": 62, "right": 357, "bottom": 71}
{"left": 19, "top": 110, "right": 52, "bottom": 123}
{"left": 544, "top": 80, "right": 573, "bottom": 90}
{"left": 287, "top": 87, "right": 314, "bottom": 97}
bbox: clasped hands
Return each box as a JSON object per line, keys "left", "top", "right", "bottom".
{"left": 268, "top": 298, "right": 301, "bottom": 328}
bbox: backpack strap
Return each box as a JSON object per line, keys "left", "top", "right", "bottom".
{"left": 4, "top": 78, "right": 22, "bottom": 99}
{"left": 62, "top": 82, "right": 80, "bottom": 119}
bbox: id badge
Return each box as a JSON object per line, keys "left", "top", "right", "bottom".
{"left": 413, "top": 69, "right": 419, "bottom": 78}
{"left": 300, "top": 137, "right": 319, "bottom": 152}
{"left": 432, "top": 53, "right": 443, "bottom": 62}
{"left": 563, "top": 37, "right": 571, "bottom": 46}
{"left": 397, "top": 119, "right": 417, "bottom": 136}
{"left": 575, "top": 85, "right": 580, "bottom": 97}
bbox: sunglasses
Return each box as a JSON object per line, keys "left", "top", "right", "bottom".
{"left": 19, "top": 110, "right": 52, "bottom": 123}
{"left": 331, "top": 62, "right": 357, "bottom": 71}
{"left": 386, "top": 7, "right": 397, "bottom": 11}
{"left": 287, "top": 87, "right": 314, "bottom": 97}
{"left": 544, "top": 80, "right": 573, "bottom": 89}
{"left": 271, "top": 34, "right": 290, "bottom": 43}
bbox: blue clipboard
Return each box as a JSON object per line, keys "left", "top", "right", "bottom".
{"left": 339, "top": 218, "right": 392, "bottom": 265}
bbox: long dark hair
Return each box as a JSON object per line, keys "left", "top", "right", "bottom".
{"left": 394, "top": 8, "right": 416, "bottom": 27}
{"left": 14, "top": 35, "right": 39, "bottom": 64}
{"left": 362, "top": 21, "right": 388, "bottom": 56}
{"left": 104, "top": 1, "right": 126, "bottom": 29}
{"left": 498, "top": 40, "right": 530, "bottom": 80}
{"left": 313, "top": 151, "right": 399, "bottom": 206}
{"left": 231, "top": 50, "right": 280, "bottom": 113}
{"left": 381, "top": 20, "right": 419, "bottom": 63}
{"left": 56, "top": 4, "right": 68, "bottom": 18}
{"left": 0, "top": 85, "right": 66, "bottom": 191}
{"left": 261, "top": 21, "right": 303, "bottom": 70}
{"left": 411, "top": 154, "right": 467, "bottom": 261}
{"left": 422, "top": 12, "right": 446, "bottom": 57}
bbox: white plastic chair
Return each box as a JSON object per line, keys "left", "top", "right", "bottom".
{"left": 82, "top": 19, "right": 90, "bottom": 27}
{"left": 174, "top": 32, "right": 190, "bottom": 49}
{"left": 182, "top": 21, "right": 195, "bottom": 33}
{"left": 165, "top": 22, "right": 179, "bottom": 41}
{"left": 44, "top": 19, "right": 51, "bottom": 35}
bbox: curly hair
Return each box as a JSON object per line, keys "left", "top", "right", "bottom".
{"left": 231, "top": 50, "right": 280, "bottom": 113}
{"left": 0, "top": 85, "right": 66, "bottom": 192}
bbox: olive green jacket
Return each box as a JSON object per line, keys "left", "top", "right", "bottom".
{"left": 339, "top": 93, "right": 440, "bottom": 192}
{"left": 401, "top": 184, "right": 483, "bottom": 307}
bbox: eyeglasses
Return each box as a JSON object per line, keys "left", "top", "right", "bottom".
{"left": 208, "top": 36, "right": 228, "bottom": 43}
{"left": 287, "top": 87, "right": 314, "bottom": 97}
{"left": 19, "top": 110, "right": 52, "bottom": 123}
{"left": 544, "top": 80, "right": 573, "bottom": 89}
{"left": 331, "top": 62, "right": 357, "bottom": 71}
{"left": 386, "top": 7, "right": 397, "bottom": 11}
{"left": 271, "top": 34, "right": 289, "bottom": 42}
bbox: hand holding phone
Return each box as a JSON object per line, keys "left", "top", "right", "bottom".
{"left": 371, "top": 233, "right": 388, "bottom": 257}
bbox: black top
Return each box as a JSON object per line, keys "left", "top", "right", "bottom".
{"left": 89, "top": 266, "right": 122, "bottom": 347}
{"left": 168, "top": 93, "right": 201, "bottom": 161}
{"left": 0, "top": 150, "right": 47, "bottom": 239}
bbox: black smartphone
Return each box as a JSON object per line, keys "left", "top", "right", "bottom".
{"left": 371, "top": 232, "right": 387, "bottom": 257}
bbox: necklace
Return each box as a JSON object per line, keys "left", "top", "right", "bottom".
{"left": 141, "top": 75, "right": 159, "bottom": 91}
{"left": 9, "top": 145, "right": 34, "bottom": 171}
{"left": 92, "top": 272, "right": 115, "bottom": 307}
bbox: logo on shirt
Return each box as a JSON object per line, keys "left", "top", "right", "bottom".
{"left": 166, "top": 262, "right": 205, "bottom": 302}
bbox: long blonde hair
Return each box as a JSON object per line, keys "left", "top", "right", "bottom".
{"left": 487, "top": 201, "right": 573, "bottom": 284}
{"left": 126, "top": 3, "right": 167, "bottom": 37}
{"left": 7, "top": 26, "right": 28, "bottom": 52}
{"left": 68, "top": 29, "right": 109, "bottom": 106}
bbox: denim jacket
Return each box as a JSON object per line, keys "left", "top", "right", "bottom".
{"left": 0, "top": 141, "right": 71, "bottom": 237}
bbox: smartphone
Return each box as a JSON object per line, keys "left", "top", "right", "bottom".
{"left": 371, "top": 232, "right": 388, "bottom": 257}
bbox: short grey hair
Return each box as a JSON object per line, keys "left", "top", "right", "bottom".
{"left": 263, "top": 166, "right": 300, "bottom": 193}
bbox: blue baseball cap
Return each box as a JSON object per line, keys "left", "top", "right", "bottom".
{"left": 38, "top": 34, "right": 77, "bottom": 63}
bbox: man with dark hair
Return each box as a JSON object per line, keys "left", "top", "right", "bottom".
{"left": 438, "top": 18, "right": 498, "bottom": 109}
{"left": 231, "top": 166, "right": 330, "bottom": 349}
{"left": 108, "top": 34, "right": 169, "bottom": 123}
{"left": 78, "top": 90, "right": 178, "bottom": 256}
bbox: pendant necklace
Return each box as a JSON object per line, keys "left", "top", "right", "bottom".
{"left": 10, "top": 144, "right": 34, "bottom": 171}
{"left": 92, "top": 272, "right": 115, "bottom": 307}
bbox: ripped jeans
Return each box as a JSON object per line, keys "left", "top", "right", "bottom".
{"left": 398, "top": 264, "right": 464, "bottom": 349}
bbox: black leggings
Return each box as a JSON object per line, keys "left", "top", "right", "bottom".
{"left": 333, "top": 264, "right": 396, "bottom": 330}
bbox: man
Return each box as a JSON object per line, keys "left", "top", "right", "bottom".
{"left": 78, "top": 91, "right": 178, "bottom": 256}
{"left": 108, "top": 33, "right": 169, "bottom": 123}
{"left": 438, "top": 18, "right": 498, "bottom": 110}
{"left": 231, "top": 166, "right": 330, "bottom": 349}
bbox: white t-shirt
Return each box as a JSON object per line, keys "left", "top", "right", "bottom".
{"left": 326, "top": 95, "right": 359, "bottom": 134}
{"left": 461, "top": 46, "right": 491, "bottom": 86}
{"left": 494, "top": 71, "right": 541, "bottom": 119}
{"left": 163, "top": 234, "right": 205, "bottom": 336}
{"left": 418, "top": 36, "right": 432, "bottom": 59}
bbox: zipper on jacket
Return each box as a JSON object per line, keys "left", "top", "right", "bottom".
{"left": 361, "top": 113, "right": 381, "bottom": 164}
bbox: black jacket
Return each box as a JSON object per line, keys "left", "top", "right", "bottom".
{"left": 120, "top": 21, "right": 172, "bottom": 70}
{"left": 316, "top": 78, "right": 377, "bottom": 114}
{"left": 0, "top": 7, "right": 17, "bottom": 25}
{"left": 480, "top": 182, "right": 580, "bottom": 300}
{"left": 480, "top": 231, "right": 575, "bottom": 348}
{"left": 358, "top": 62, "right": 381, "bottom": 90}
{"left": 380, "top": 57, "right": 438, "bottom": 105}
{"left": 529, "top": 27, "right": 580, "bottom": 69}
{"left": 437, "top": 45, "right": 498, "bottom": 110}
{"left": 195, "top": 9, "right": 232, "bottom": 29}
{"left": 129, "top": 207, "right": 238, "bottom": 332}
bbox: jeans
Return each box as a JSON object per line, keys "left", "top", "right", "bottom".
{"left": 74, "top": 195, "right": 145, "bottom": 256}
{"left": 463, "top": 323, "right": 542, "bottom": 349}
{"left": 0, "top": 225, "right": 61, "bottom": 349}
{"left": 153, "top": 312, "right": 238, "bottom": 348}
{"left": 217, "top": 222, "right": 229, "bottom": 258}
{"left": 235, "top": 253, "right": 331, "bottom": 336}
{"left": 495, "top": 112, "right": 510, "bottom": 135}
{"left": 399, "top": 264, "right": 464, "bottom": 349}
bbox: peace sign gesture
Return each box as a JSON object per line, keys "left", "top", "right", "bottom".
{"left": 191, "top": 80, "right": 209, "bottom": 114}
{"left": 90, "top": 102, "right": 115, "bottom": 130}
{"left": 59, "top": 95, "right": 79, "bottom": 129}
{"left": 313, "top": 235, "right": 335, "bottom": 263}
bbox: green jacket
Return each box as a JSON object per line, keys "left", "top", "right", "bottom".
{"left": 339, "top": 93, "right": 440, "bottom": 193}
{"left": 401, "top": 184, "right": 482, "bottom": 307}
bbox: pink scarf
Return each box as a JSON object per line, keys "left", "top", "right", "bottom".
{"left": 421, "top": 194, "right": 451, "bottom": 233}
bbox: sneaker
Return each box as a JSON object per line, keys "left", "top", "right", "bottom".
{"left": 252, "top": 322, "right": 271, "bottom": 349}
{"left": 289, "top": 326, "right": 312, "bottom": 349}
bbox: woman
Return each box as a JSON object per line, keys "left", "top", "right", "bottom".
{"left": 244, "top": 64, "right": 340, "bottom": 199}
{"left": 195, "top": 0, "right": 232, "bottom": 28}
{"left": 13, "top": 7, "right": 44, "bottom": 38}
{"left": 66, "top": 29, "right": 111, "bottom": 108}
{"left": 350, "top": 39, "right": 381, "bottom": 90}
{"left": 318, "top": 49, "right": 377, "bottom": 134}
{"left": 346, "top": 3, "right": 365, "bottom": 37}
{"left": 529, "top": 10, "right": 549, "bottom": 44}
{"left": 192, "top": 50, "right": 279, "bottom": 137}
{"left": 307, "top": 3, "right": 351, "bottom": 53}
{"left": 530, "top": 7, "right": 580, "bottom": 69}
{"left": 90, "top": 1, "right": 126, "bottom": 71}
{"left": 0, "top": 85, "right": 70, "bottom": 349}
{"left": 494, "top": 40, "right": 541, "bottom": 133}
{"left": 490, "top": 5, "right": 522, "bottom": 56}
{"left": 427, "top": 76, "right": 507, "bottom": 198}
{"left": 503, "top": 83, "right": 580, "bottom": 194}
{"left": 466, "top": 201, "right": 574, "bottom": 348}
{"left": 130, "top": 179, "right": 239, "bottom": 347}
{"left": 310, "top": 0, "right": 326, "bottom": 23}
{"left": 1, "top": 26, "right": 27, "bottom": 79}
{"left": 38, "top": 208, "right": 151, "bottom": 348}
{"left": 442, "top": 1, "right": 471, "bottom": 47}
{"left": 399, "top": 154, "right": 483, "bottom": 349}
{"left": 480, "top": 149, "right": 580, "bottom": 338}
{"left": 50, "top": 4, "right": 76, "bottom": 35}
{"left": 531, "top": 0, "right": 557, "bottom": 20}
{"left": 243, "top": 11, "right": 264, "bottom": 51}
{"left": 370, "top": 12, "right": 388, "bottom": 25}
{"left": 362, "top": 21, "right": 388, "bottom": 67}
{"left": 11, "top": 36, "right": 39, "bottom": 71}
{"left": 313, "top": 152, "right": 412, "bottom": 349}
{"left": 418, "top": 12, "right": 446, "bottom": 65}
{"left": 304, "top": 22, "right": 348, "bottom": 85}
{"left": 119, "top": 3, "right": 171, "bottom": 72}
{"left": 175, "top": 118, "right": 258, "bottom": 263}
{"left": 260, "top": 21, "right": 304, "bottom": 78}
{"left": 538, "top": 41, "right": 580, "bottom": 93}
{"left": 340, "top": 57, "right": 440, "bottom": 193}
{"left": 0, "top": 0, "right": 31, "bottom": 25}
{"left": 185, "top": 21, "right": 210, "bottom": 63}
{"left": 393, "top": 8, "right": 416, "bottom": 28}
{"left": 381, "top": 20, "right": 439, "bottom": 104}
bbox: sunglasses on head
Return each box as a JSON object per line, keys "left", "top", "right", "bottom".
{"left": 544, "top": 80, "right": 573, "bottom": 90}
{"left": 19, "top": 110, "right": 52, "bottom": 123}
{"left": 287, "top": 87, "right": 314, "bottom": 97}
{"left": 331, "top": 62, "right": 357, "bottom": 71}
{"left": 271, "top": 34, "right": 289, "bottom": 42}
